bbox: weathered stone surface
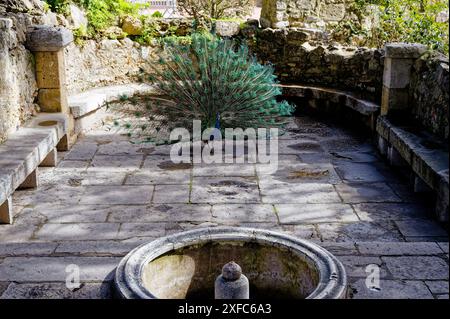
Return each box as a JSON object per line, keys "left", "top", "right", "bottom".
{"left": 384, "top": 43, "right": 427, "bottom": 59}
{"left": 425, "top": 281, "right": 449, "bottom": 295}
{"left": 55, "top": 241, "right": 139, "bottom": 257}
{"left": 121, "top": 15, "right": 143, "bottom": 36}
{"left": 107, "top": 204, "right": 212, "bottom": 223}
{"left": 0, "top": 282, "right": 112, "bottom": 299}
{"left": 215, "top": 20, "right": 241, "bottom": 37}
{"left": 394, "top": 219, "right": 447, "bottom": 238}
{"left": 35, "top": 223, "right": 120, "bottom": 241}
{"left": 334, "top": 161, "right": 394, "bottom": 183}
{"left": 319, "top": 221, "right": 403, "bottom": 242}
{"left": 335, "top": 183, "right": 401, "bottom": 203}
{"left": 383, "top": 256, "right": 449, "bottom": 280}
{"left": 357, "top": 242, "right": 443, "bottom": 256}
{"left": 211, "top": 204, "right": 277, "bottom": 224}
{"left": 0, "top": 242, "right": 57, "bottom": 257}
{"left": 276, "top": 203, "right": 358, "bottom": 224}
{"left": 90, "top": 155, "right": 143, "bottom": 172}
{"left": 191, "top": 177, "right": 260, "bottom": 204}
{"left": 0, "top": 257, "right": 120, "bottom": 282}
{"left": 116, "top": 223, "right": 166, "bottom": 240}
{"left": 26, "top": 25, "right": 73, "bottom": 52}
{"left": 153, "top": 185, "right": 190, "bottom": 204}
{"left": 125, "top": 171, "right": 191, "bottom": 185}
{"left": 338, "top": 255, "right": 387, "bottom": 278}
{"left": 260, "top": 181, "right": 340, "bottom": 204}
{"left": 351, "top": 279, "right": 433, "bottom": 299}
{"left": 79, "top": 186, "right": 153, "bottom": 205}
{"left": 353, "top": 203, "right": 427, "bottom": 221}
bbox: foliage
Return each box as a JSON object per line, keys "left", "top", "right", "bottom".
{"left": 44, "top": 0, "right": 143, "bottom": 36}
{"left": 144, "top": 33, "right": 293, "bottom": 131}
{"left": 177, "top": 0, "right": 254, "bottom": 19}
{"left": 151, "top": 11, "right": 163, "bottom": 18}
{"left": 334, "top": 0, "right": 449, "bottom": 55}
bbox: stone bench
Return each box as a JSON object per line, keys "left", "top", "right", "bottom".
{"left": 280, "top": 84, "right": 380, "bottom": 129}
{"left": 68, "top": 83, "right": 155, "bottom": 134}
{"left": 377, "top": 116, "right": 449, "bottom": 222}
{"left": 0, "top": 113, "right": 69, "bottom": 224}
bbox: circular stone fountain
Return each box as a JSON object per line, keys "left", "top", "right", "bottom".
{"left": 114, "top": 227, "right": 347, "bottom": 299}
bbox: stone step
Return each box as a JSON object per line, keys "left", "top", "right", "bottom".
{"left": 0, "top": 113, "right": 68, "bottom": 224}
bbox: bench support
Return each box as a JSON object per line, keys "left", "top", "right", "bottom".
{"left": 40, "top": 148, "right": 57, "bottom": 167}
{"left": 18, "top": 168, "right": 38, "bottom": 189}
{"left": 0, "top": 196, "right": 12, "bottom": 224}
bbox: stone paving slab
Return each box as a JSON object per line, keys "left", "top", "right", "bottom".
{"left": 0, "top": 282, "right": 112, "bottom": 299}
{"left": 357, "top": 242, "right": 444, "bottom": 256}
{"left": 0, "top": 257, "right": 120, "bottom": 282}
{"left": 107, "top": 204, "right": 212, "bottom": 223}
{"left": 382, "top": 256, "right": 449, "bottom": 280}
{"left": 211, "top": 204, "right": 277, "bottom": 224}
{"left": 335, "top": 182, "right": 402, "bottom": 203}
{"left": 191, "top": 177, "right": 260, "bottom": 204}
{"left": 425, "top": 281, "right": 449, "bottom": 295}
{"left": 350, "top": 279, "right": 434, "bottom": 299}
{"left": 153, "top": 185, "right": 190, "bottom": 204}
{"left": 34, "top": 223, "right": 120, "bottom": 241}
{"left": 260, "top": 181, "right": 341, "bottom": 204}
{"left": 79, "top": 185, "right": 153, "bottom": 205}
{"left": 275, "top": 203, "right": 358, "bottom": 224}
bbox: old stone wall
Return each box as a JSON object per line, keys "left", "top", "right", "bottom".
{"left": 261, "top": 0, "right": 353, "bottom": 29}
{"left": 0, "top": 0, "right": 58, "bottom": 143}
{"left": 64, "top": 38, "right": 156, "bottom": 95}
{"left": 247, "top": 28, "right": 384, "bottom": 100}
{"left": 410, "top": 53, "right": 449, "bottom": 140}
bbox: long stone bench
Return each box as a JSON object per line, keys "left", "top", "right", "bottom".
{"left": 0, "top": 113, "right": 69, "bottom": 224}
{"left": 280, "top": 84, "right": 380, "bottom": 129}
{"left": 376, "top": 116, "right": 449, "bottom": 222}
{"left": 68, "top": 83, "right": 155, "bottom": 134}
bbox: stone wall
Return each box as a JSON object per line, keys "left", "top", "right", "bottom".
{"left": 64, "top": 38, "right": 156, "bottom": 95}
{"left": 260, "top": 0, "right": 352, "bottom": 29}
{"left": 0, "top": 0, "right": 58, "bottom": 143}
{"left": 410, "top": 53, "right": 449, "bottom": 140}
{"left": 247, "top": 28, "right": 384, "bottom": 100}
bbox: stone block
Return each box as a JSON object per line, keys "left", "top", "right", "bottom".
{"left": 35, "top": 51, "right": 65, "bottom": 89}
{"left": 38, "top": 88, "right": 69, "bottom": 113}
{"left": 0, "top": 196, "right": 12, "bottom": 224}
{"left": 387, "top": 146, "right": 406, "bottom": 167}
{"left": 320, "top": 3, "right": 346, "bottom": 22}
{"left": 26, "top": 25, "right": 73, "bottom": 52}
{"left": 215, "top": 21, "right": 241, "bottom": 37}
{"left": 383, "top": 57, "right": 414, "bottom": 89}
{"left": 39, "top": 148, "right": 57, "bottom": 167}
{"left": 381, "top": 86, "right": 410, "bottom": 114}
{"left": 377, "top": 136, "right": 388, "bottom": 156}
{"left": 436, "top": 170, "right": 449, "bottom": 222}
{"left": 18, "top": 168, "right": 38, "bottom": 189}
{"left": 384, "top": 43, "right": 427, "bottom": 59}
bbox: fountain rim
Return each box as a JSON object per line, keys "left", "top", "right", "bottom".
{"left": 114, "top": 226, "right": 347, "bottom": 299}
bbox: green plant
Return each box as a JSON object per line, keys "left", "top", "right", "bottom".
{"left": 146, "top": 33, "right": 293, "bottom": 130}
{"left": 178, "top": 0, "right": 254, "bottom": 19}
{"left": 152, "top": 11, "right": 163, "bottom": 18}
{"left": 334, "top": 0, "right": 449, "bottom": 55}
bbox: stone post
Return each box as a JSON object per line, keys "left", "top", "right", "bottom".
{"left": 260, "top": 0, "right": 289, "bottom": 28}
{"left": 381, "top": 43, "right": 427, "bottom": 117}
{"left": 26, "top": 25, "right": 75, "bottom": 150}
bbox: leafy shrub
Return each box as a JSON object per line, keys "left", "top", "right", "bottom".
{"left": 146, "top": 33, "right": 293, "bottom": 130}
{"left": 334, "top": 0, "right": 449, "bottom": 55}
{"left": 151, "top": 11, "right": 163, "bottom": 18}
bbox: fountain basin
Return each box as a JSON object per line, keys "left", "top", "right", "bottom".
{"left": 114, "top": 227, "right": 347, "bottom": 299}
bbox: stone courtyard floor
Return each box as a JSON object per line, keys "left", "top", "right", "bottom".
{"left": 0, "top": 116, "right": 448, "bottom": 299}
